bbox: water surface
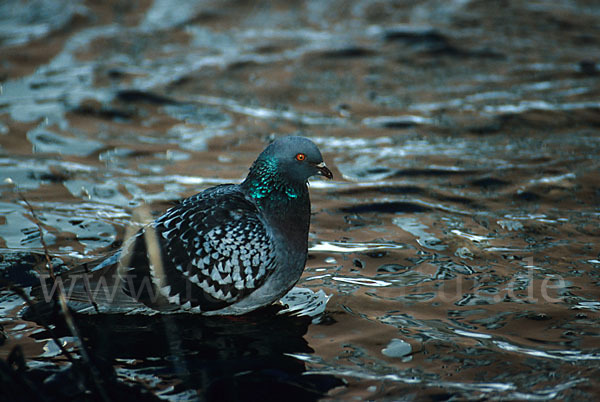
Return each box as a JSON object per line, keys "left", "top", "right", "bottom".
{"left": 1, "top": 0, "right": 599, "bottom": 400}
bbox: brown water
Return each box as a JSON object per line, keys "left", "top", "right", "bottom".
{"left": 1, "top": 0, "right": 600, "bottom": 400}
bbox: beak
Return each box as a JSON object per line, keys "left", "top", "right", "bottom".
{"left": 315, "top": 161, "right": 333, "bottom": 179}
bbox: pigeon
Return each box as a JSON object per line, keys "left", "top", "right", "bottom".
{"left": 33, "top": 136, "right": 332, "bottom": 316}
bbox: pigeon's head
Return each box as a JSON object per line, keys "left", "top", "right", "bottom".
{"left": 257, "top": 136, "right": 333, "bottom": 183}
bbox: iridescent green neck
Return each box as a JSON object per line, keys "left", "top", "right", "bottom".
{"left": 241, "top": 157, "right": 306, "bottom": 206}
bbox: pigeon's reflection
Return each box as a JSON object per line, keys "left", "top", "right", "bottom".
{"left": 30, "top": 306, "right": 343, "bottom": 401}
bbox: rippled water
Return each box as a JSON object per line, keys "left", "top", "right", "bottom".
{"left": 1, "top": 0, "right": 600, "bottom": 400}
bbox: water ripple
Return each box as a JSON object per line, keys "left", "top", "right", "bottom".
{"left": 309, "top": 241, "right": 404, "bottom": 253}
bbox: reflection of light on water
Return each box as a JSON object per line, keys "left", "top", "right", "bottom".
{"left": 192, "top": 94, "right": 348, "bottom": 126}
{"left": 332, "top": 276, "right": 391, "bottom": 287}
{"left": 484, "top": 100, "right": 600, "bottom": 114}
{"left": 497, "top": 220, "right": 524, "bottom": 231}
{"left": 572, "top": 301, "right": 600, "bottom": 311}
{"left": 484, "top": 246, "right": 529, "bottom": 252}
{"left": 305, "top": 360, "right": 585, "bottom": 399}
{"left": 450, "top": 229, "right": 492, "bottom": 243}
{"left": 115, "top": 367, "right": 164, "bottom": 389}
{"left": 40, "top": 337, "right": 77, "bottom": 358}
{"left": 529, "top": 172, "right": 575, "bottom": 185}
{"left": 393, "top": 217, "right": 446, "bottom": 250}
{"left": 0, "top": 291, "right": 27, "bottom": 318}
{"left": 453, "top": 329, "right": 492, "bottom": 339}
{"left": 309, "top": 241, "right": 404, "bottom": 253}
{"left": 494, "top": 340, "right": 600, "bottom": 362}
{"left": 361, "top": 115, "right": 433, "bottom": 128}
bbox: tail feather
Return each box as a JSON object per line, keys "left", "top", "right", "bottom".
{"left": 27, "top": 254, "right": 175, "bottom": 318}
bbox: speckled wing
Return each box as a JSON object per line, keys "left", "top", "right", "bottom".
{"left": 122, "top": 184, "right": 277, "bottom": 312}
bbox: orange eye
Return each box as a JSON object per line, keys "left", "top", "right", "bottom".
{"left": 295, "top": 153, "right": 306, "bottom": 161}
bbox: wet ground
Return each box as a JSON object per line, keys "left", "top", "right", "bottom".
{"left": 1, "top": 0, "right": 600, "bottom": 400}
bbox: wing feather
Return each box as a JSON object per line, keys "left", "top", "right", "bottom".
{"left": 122, "top": 184, "right": 277, "bottom": 312}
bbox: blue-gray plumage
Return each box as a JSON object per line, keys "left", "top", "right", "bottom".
{"left": 56, "top": 136, "right": 332, "bottom": 315}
